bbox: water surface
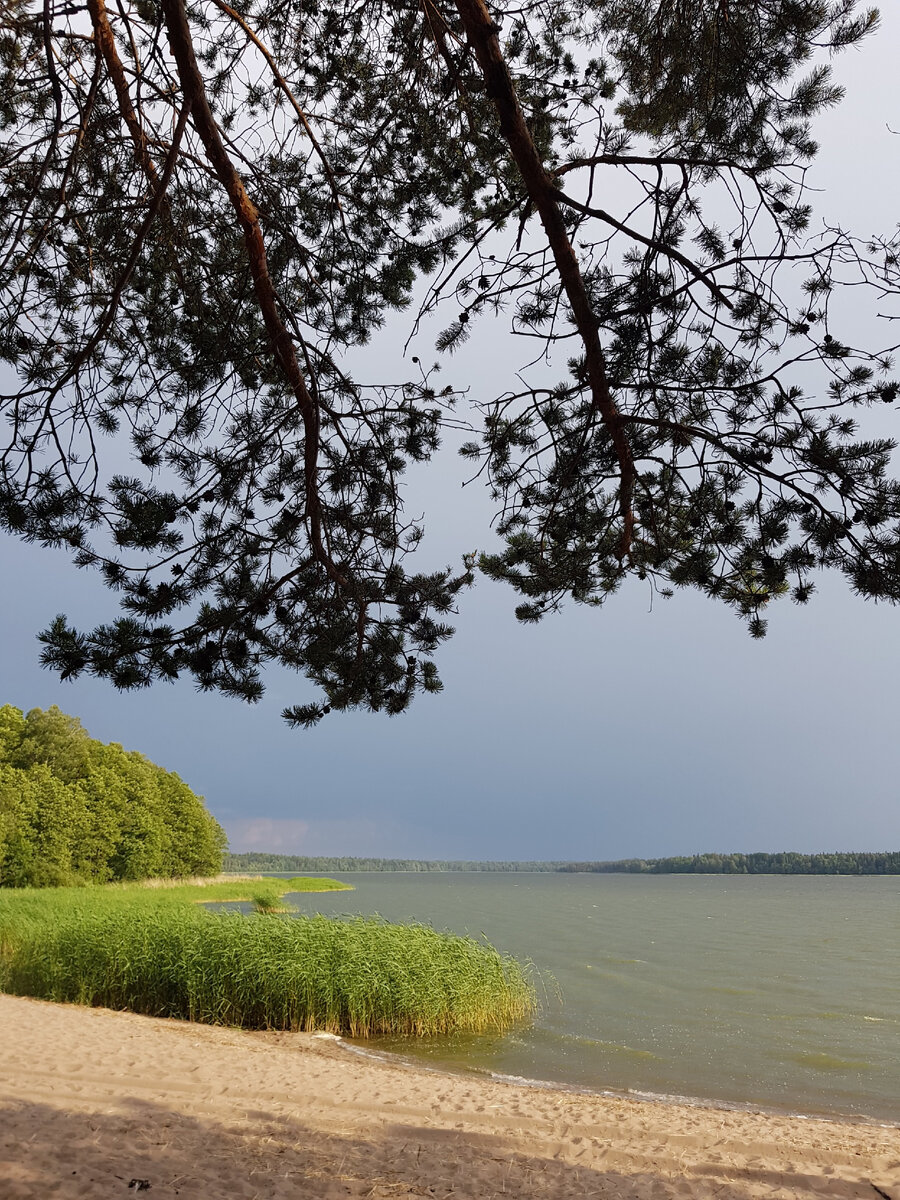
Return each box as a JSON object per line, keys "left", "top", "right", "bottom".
{"left": 268, "top": 872, "right": 898, "bottom": 1122}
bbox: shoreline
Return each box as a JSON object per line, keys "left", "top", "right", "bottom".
{"left": 2, "top": 994, "right": 898, "bottom": 1200}
{"left": 340, "top": 1037, "right": 899, "bottom": 1131}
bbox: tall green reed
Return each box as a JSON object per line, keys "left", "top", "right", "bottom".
{"left": 0, "top": 878, "right": 536, "bottom": 1036}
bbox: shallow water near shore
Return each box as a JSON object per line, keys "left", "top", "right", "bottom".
{"left": 243, "top": 872, "right": 899, "bottom": 1123}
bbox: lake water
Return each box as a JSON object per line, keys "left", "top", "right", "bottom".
{"left": 252, "top": 872, "right": 900, "bottom": 1123}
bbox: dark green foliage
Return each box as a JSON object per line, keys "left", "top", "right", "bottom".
{"left": 0, "top": 704, "right": 226, "bottom": 886}
{"left": 559, "top": 851, "right": 900, "bottom": 875}
{"left": 1, "top": 0, "right": 898, "bottom": 721}
{"left": 224, "top": 852, "right": 567, "bottom": 873}
{"left": 601, "top": 0, "right": 877, "bottom": 153}
{"left": 224, "top": 850, "right": 900, "bottom": 875}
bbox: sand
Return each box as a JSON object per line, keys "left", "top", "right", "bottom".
{"left": 0, "top": 994, "right": 897, "bottom": 1199}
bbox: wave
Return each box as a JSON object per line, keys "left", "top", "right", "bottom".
{"left": 790, "top": 1052, "right": 873, "bottom": 1072}
{"left": 332, "top": 1036, "right": 894, "bottom": 1128}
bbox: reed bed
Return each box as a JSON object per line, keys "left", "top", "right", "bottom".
{"left": 0, "top": 878, "right": 536, "bottom": 1037}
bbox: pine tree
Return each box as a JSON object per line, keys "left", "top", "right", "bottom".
{"left": 1, "top": 0, "right": 897, "bottom": 723}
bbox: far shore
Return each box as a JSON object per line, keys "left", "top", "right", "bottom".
{"left": 1, "top": 994, "right": 897, "bottom": 1200}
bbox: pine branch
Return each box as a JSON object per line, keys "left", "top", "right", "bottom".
{"left": 452, "top": 0, "right": 637, "bottom": 561}
{"left": 159, "top": 0, "right": 347, "bottom": 591}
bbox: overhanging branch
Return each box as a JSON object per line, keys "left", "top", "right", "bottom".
{"left": 453, "top": 0, "right": 636, "bottom": 561}
{"left": 555, "top": 189, "right": 735, "bottom": 311}
{"left": 159, "top": 0, "right": 346, "bottom": 590}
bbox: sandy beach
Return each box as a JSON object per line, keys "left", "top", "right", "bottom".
{"left": 0, "top": 994, "right": 897, "bottom": 1200}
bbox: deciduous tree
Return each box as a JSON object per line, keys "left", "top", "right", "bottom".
{"left": 0, "top": 704, "right": 225, "bottom": 884}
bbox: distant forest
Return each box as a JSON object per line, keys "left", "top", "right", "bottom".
{"left": 225, "top": 854, "right": 560, "bottom": 873}
{"left": 559, "top": 851, "right": 900, "bottom": 875}
{"left": 224, "top": 851, "right": 900, "bottom": 875}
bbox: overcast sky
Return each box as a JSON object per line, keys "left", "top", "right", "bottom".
{"left": 2, "top": 11, "right": 899, "bottom": 861}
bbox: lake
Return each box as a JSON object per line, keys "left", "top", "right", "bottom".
{"left": 248, "top": 872, "right": 900, "bottom": 1123}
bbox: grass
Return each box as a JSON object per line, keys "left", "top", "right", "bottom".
{"left": 0, "top": 876, "right": 536, "bottom": 1037}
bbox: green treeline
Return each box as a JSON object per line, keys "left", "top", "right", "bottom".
{"left": 223, "top": 853, "right": 563, "bottom": 873}
{"left": 559, "top": 851, "right": 900, "bottom": 874}
{"left": 224, "top": 851, "right": 900, "bottom": 876}
{"left": 0, "top": 705, "right": 226, "bottom": 887}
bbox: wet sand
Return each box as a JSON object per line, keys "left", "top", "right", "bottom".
{"left": 0, "top": 993, "right": 897, "bottom": 1199}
